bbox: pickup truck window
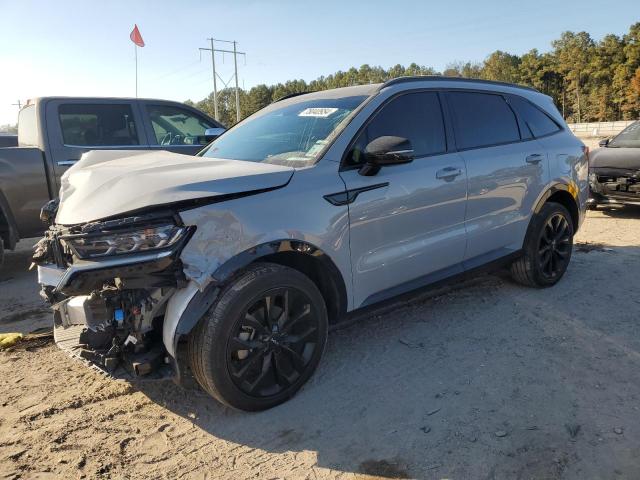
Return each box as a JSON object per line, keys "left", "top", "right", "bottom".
{"left": 147, "top": 105, "right": 214, "bottom": 146}
{"left": 18, "top": 104, "right": 38, "bottom": 147}
{"left": 58, "top": 104, "right": 139, "bottom": 146}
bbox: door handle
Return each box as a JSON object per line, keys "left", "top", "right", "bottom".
{"left": 436, "top": 167, "right": 462, "bottom": 180}
{"left": 525, "top": 154, "right": 544, "bottom": 164}
{"left": 57, "top": 160, "right": 77, "bottom": 166}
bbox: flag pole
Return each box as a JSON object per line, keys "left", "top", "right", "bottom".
{"left": 135, "top": 44, "right": 138, "bottom": 98}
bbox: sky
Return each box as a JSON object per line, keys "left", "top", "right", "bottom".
{"left": 0, "top": 0, "right": 638, "bottom": 126}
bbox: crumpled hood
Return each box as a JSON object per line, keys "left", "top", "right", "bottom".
{"left": 590, "top": 147, "right": 640, "bottom": 170}
{"left": 56, "top": 150, "right": 294, "bottom": 225}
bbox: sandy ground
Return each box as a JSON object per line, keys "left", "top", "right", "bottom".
{"left": 1, "top": 206, "right": 640, "bottom": 480}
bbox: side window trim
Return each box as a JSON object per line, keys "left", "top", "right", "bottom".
{"left": 437, "top": 90, "right": 457, "bottom": 154}
{"left": 339, "top": 88, "right": 449, "bottom": 172}
{"left": 443, "top": 89, "right": 524, "bottom": 152}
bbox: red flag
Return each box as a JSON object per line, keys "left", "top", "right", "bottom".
{"left": 130, "top": 24, "right": 145, "bottom": 47}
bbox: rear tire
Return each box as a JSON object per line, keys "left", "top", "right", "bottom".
{"left": 188, "top": 262, "right": 328, "bottom": 411}
{"left": 511, "top": 202, "right": 574, "bottom": 288}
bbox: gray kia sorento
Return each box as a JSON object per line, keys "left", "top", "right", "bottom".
{"left": 34, "top": 77, "right": 588, "bottom": 411}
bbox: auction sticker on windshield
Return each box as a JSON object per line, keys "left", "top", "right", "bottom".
{"left": 298, "top": 107, "right": 338, "bottom": 117}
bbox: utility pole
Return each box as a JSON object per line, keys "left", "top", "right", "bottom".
{"left": 233, "top": 41, "right": 240, "bottom": 123}
{"left": 199, "top": 38, "right": 246, "bottom": 123}
{"left": 199, "top": 38, "right": 219, "bottom": 121}
{"left": 11, "top": 100, "right": 22, "bottom": 110}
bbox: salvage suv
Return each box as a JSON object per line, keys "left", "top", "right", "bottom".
{"left": 33, "top": 77, "right": 588, "bottom": 411}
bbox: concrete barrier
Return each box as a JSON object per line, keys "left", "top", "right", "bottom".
{"left": 567, "top": 120, "right": 635, "bottom": 139}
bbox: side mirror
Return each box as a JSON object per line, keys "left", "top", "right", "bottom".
{"left": 359, "top": 136, "right": 414, "bottom": 176}
{"left": 203, "top": 127, "right": 226, "bottom": 142}
{"left": 598, "top": 138, "right": 609, "bottom": 147}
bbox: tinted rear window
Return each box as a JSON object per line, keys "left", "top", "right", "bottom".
{"left": 58, "top": 104, "right": 139, "bottom": 146}
{"left": 509, "top": 96, "right": 560, "bottom": 138}
{"left": 448, "top": 92, "right": 520, "bottom": 149}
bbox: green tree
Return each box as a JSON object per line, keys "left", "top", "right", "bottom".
{"left": 552, "top": 31, "right": 595, "bottom": 122}
{"left": 481, "top": 51, "right": 521, "bottom": 83}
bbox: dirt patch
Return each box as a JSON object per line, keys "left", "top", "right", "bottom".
{"left": 1, "top": 210, "right": 640, "bottom": 479}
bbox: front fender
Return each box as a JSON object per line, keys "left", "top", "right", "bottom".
{"left": 163, "top": 239, "right": 348, "bottom": 359}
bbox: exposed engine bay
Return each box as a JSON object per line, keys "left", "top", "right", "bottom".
{"left": 32, "top": 208, "right": 193, "bottom": 377}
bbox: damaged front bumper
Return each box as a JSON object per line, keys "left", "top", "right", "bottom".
{"left": 589, "top": 168, "right": 640, "bottom": 206}
{"left": 33, "top": 213, "right": 196, "bottom": 378}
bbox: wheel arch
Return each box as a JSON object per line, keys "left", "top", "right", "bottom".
{"left": 533, "top": 183, "right": 580, "bottom": 233}
{"left": 166, "top": 239, "right": 348, "bottom": 375}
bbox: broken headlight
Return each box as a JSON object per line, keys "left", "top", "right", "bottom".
{"left": 62, "top": 224, "right": 186, "bottom": 259}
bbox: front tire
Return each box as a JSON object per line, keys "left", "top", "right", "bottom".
{"left": 188, "top": 263, "right": 328, "bottom": 411}
{"left": 510, "top": 202, "right": 574, "bottom": 288}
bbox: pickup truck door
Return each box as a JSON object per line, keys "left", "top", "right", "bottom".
{"left": 139, "top": 101, "right": 222, "bottom": 156}
{"left": 44, "top": 99, "right": 150, "bottom": 192}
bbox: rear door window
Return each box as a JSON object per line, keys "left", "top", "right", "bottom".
{"left": 447, "top": 92, "right": 520, "bottom": 150}
{"left": 147, "top": 105, "right": 215, "bottom": 146}
{"left": 508, "top": 96, "right": 560, "bottom": 138}
{"left": 58, "top": 104, "right": 139, "bottom": 146}
{"left": 347, "top": 91, "right": 446, "bottom": 167}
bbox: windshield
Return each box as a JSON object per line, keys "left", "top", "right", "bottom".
{"left": 608, "top": 121, "right": 640, "bottom": 148}
{"left": 201, "top": 95, "right": 368, "bottom": 167}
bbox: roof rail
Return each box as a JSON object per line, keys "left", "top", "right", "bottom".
{"left": 380, "top": 76, "right": 539, "bottom": 93}
{"left": 273, "top": 91, "right": 312, "bottom": 103}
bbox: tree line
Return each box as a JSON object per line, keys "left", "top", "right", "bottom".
{"left": 187, "top": 23, "right": 640, "bottom": 127}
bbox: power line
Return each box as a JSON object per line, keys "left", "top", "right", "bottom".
{"left": 199, "top": 38, "right": 246, "bottom": 122}
{"left": 148, "top": 59, "right": 203, "bottom": 83}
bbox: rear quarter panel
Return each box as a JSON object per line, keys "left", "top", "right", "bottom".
{"left": 535, "top": 130, "right": 588, "bottom": 229}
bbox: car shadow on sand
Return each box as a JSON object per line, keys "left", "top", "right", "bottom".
{"left": 132, "top": 243, "right": 640, "bottom": 479}
{"left": 596, "top": 204, "right": 640, "bottom": 218}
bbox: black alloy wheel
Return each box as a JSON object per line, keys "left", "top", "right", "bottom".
{"left": 510, "top": 202, "right": 574, "bottom": 288}
{"left": 188, "top": 263, "right": 328, "bottom": 411}
{"left": 537, "top": 213, "right": 572, "bottom": 279}
{"left": 227, "top": 287, "right": 321, "bottom": 397}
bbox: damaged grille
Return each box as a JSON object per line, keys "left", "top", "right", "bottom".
{"left": 33, "top": 212, "right": 192, "bottom": 377}
{"left": 590, "top": 167, "right": 640, "bottom": 201}
{"left": 596, "top": 174, "right": 640, "bottom": 195}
